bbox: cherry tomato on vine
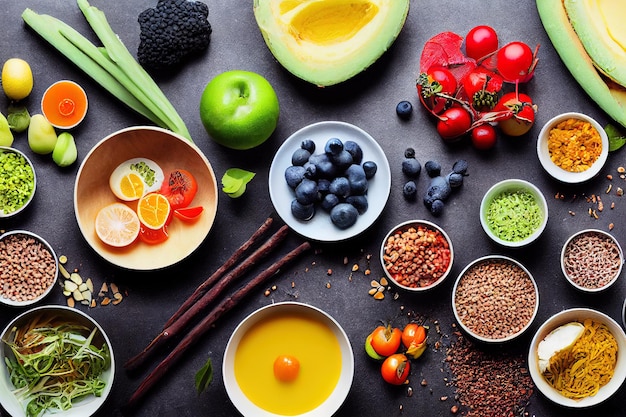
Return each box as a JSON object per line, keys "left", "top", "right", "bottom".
{"left": 160, "top": 169, "right": 198, "bottom": 209}
{"left": 494, "top": 92, "right": 536, "bottom": 136}
{"left": 465, "top": 25, "right": 499, "bottom": 61}
{"left": 461, "top": 67, "right": 503, "bottom": 110}
{"left": 381, "top": 353, "right": 410, "bottom": 385}
{"left": 369, "top": 324, "right": 402, "bottom": 357}
{"left": 436, "top": 107, "right": 472, "bottom": 141}
{"left": 417, "top": 66, "right": 458, "bottom": 114}
{"left": 496, "top": 41, "right": 536, "bottom": 83}
{"left": 139, "top": 224, "right": 169, "bottom": 245}
{"left": 471, "top": 124, "right": 497, "bottom": 150}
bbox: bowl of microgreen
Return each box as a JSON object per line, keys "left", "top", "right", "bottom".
{"left": 0, "top": 305, "right": 114, "bottom": 417}
{"left": 0, "top": 146, "right": 36, "bottom": 218}
{"left": 479, "top": 179, "right": 548, "bottom": 248}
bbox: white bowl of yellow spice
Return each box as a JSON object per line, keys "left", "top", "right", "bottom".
{"left": 537, "top": 112, "right": 608, "bottom": 184}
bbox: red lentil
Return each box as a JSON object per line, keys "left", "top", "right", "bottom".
{"left": 382, "top": 224, "right": 451, "bottom": 288}
{"left": 0, "top": 233, "right": 56, "bottom": 303}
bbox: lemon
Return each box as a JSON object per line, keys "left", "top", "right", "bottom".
{"left": 2, "top": 58, "right": 34, "bottom": 101}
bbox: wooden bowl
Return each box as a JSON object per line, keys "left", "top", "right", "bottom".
{"left": 74, "top": 126, "right": 218, "bottom": 270}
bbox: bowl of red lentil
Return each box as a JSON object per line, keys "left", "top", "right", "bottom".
{"left": 0, "top": 146, "right": 36, "bottom": 218}
{"left": 537, "top": 112, "right": 609, "bottom": 184}
{"left": 480, "top": 179, "right": 549, "bottom": 248}
{"left": 560, "top": 229, "right": 623, "bottom": 293}
{"left": 0, "top": 230, "right": 59, "bottom": 307}
{"left": 452, "top": 255, "right": 539, "bottom": 343}
{"left": 380, "top": 220, "right": 454, "bottom": 292}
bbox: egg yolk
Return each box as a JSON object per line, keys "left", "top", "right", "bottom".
{"left": 273, "top": 355, "right": 300, "bottom": 382}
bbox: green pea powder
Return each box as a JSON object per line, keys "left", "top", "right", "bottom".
{"left": 486, "top": 190, "right": 542, "bottom": 242}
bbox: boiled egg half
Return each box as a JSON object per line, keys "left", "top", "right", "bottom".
{"left": 537, "top": 321, "right": 585, "bottom": 373}
{"left": 109, "top": 158, "right": 164, "bottom": 201}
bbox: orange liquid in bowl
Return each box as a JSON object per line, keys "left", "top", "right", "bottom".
{"left": 234, "top": 311, "right": 342, "bottom": 415}
{"left": 41, "top": 80, "right": 88, "bottom": 129}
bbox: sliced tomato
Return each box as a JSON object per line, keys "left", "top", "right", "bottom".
{"left": 160, "top": 169, "right": 198, "bottom": 209}
{"left": 139, "top": 224, "right": 169, "bottom": 245}
{"left": 174, "top": 206, "right": 204, "bottom": 222}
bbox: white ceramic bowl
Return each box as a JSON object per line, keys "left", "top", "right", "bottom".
{"left": 74, "top": 126, "right": 218, "bottom": 270}
{"left": 0, "top": 305, "right": 115, "bottom": 416}
{"left": 380, "top": 220, "right": 454, "bottom": 292}
{"left": 480, "top": 179, "right": 548, "bottom": 248}
{"left": 223, "top": 302, "right": 354, "bottom": 417}
{"left": 561, "top": 229, "right": 623, "bottom": 293}
{"left": 528, "top": 308, "right": 626, "bottom": 408}
{"left": 537, "top": 112, "right": 609, "bottom": 183}
{"left": 0, "top": 230, "right": 58, "bottom": 307}
{"left": 0, "top": 146, "right": 36, "bottom": 218}
{"left": 452, "top": 255, "right": 539, "bottom": 343}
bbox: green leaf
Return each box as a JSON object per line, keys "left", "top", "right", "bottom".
{"left": 195, "top": 357, "right": 213, "bottom": 395}
{"left": 604, "top": 124, "right": 626, "bottom": 152}
{"left": 221, "top": 168, "right": 255, "bottom": 198}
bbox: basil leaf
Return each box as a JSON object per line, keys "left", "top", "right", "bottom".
{"left": 195, "top": 357, "right": 213, "bottom": 394}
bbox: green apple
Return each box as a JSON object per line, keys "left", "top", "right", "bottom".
{"left": 199, "top": 70, "right": 279, "bottom": 150}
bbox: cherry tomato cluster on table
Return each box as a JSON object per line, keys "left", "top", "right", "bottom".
{"left": 415, "top": 25, "right": 539, "bottom": 150}
{"left": 364, "top": 322, "right": 428, "bottom": 385}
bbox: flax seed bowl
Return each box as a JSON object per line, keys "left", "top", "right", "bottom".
{"left": 560, "top": 229, "right": 623, "bottom": 293}
{"left": 0, "top": 230, "right": 58, "bottom": 307}
{"left": 380, "top": 220, "right": 454, "bottom": 292}
{"left": 537, "top": 112, "right": 609, "bottom": 184}
{"left": 479, "top": 179, "right": 548, "bottom": 248}
{"left": 452, "top": 255, "right": 539, "bottom": 343}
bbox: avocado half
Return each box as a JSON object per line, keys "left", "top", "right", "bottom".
{"left": 253, "top": 0, "right": 410, "bottom": 87}
{"left": 536, "top": 0, "right": 626, "bottom": 127}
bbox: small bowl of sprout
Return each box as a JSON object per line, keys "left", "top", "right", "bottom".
{"left": 0, "top": 305, "right": 114, "bottom": 417}
{"left": 0, "top": 146, "right": 36, "bottom": 218}
{"left": 479, "top": 179, "right": 548, "bottom": 248}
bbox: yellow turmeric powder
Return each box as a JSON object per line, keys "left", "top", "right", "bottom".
{"left": 547, "top": 118, "right": 602, "bottom": 173}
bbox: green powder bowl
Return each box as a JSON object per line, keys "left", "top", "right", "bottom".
{"left": 479, "top": 179, "right": 549, "bottom": 248}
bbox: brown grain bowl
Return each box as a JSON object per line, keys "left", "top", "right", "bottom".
{"left": 74, "top": 126, "right": 218, "bottom": 270}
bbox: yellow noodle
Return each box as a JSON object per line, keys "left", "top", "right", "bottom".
{"left": 543, "top": 319, "right": 618, "bottom": 399}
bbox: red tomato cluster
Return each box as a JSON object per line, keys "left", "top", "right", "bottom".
{"left": 416, "top": 26, "right": 539, "bottom": 150}
{"left": 365, "top": 322, "right": 428, "bottom": 385}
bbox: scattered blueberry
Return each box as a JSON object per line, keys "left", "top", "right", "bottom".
{"left": 291, "top": 148, "right": 311, "bottom": 166}
{"left": 430, "top": 199, "right": 445, "bottom": 216}
{"left": 362, "top": 161, "right": 378, "bottom": 179}
{"left": 301, "top": 139, "right": 316, "bottom": 153}
{"left": 396, "top": 100, "right": 413, "bottom": 120}
{"left": 403, "top": 181, "right": 417, "bottom": 200}
{"left": 402, "top": 158, "right": 421, "bottom": 178}
{"left": 447, "top": 172, "right": 464, "bottom": 188}
{"left": 424, "top": 160, "right": 441, "bottom": 177}
{"left": 452, "top": 159, "right": 469, "bottom": 175}
{"left": 324, "top": 137, "right": 343, "bottom": 155}
{"left": 330, "top": 203, "right": 359, "bottom": 229}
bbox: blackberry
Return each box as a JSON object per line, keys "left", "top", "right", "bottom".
{"left": 404, "top": 148, "right": 416, "bottom": 158}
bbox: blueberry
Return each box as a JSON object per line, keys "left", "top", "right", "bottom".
{"left": 303, "top": 162, "right": 317, "bottom": 179}
{"left": 330, "top": 150, "right": 353, "bottom": 170}
{"left": 447, "top": 172, "right": 464, "bottom": 188}
{"left": 291, "top": 199, "right": 315, "bottom": 221}
{"left": 362, "top": 161, "right": 378, "bottom": 179}
{"left": 404, "top": 148, "right": 416, "bottom": 159}
{"left": 329, "top": 177, "right": 351, "bottom": 198}
{"left": 301, "top": 139, "right": 316, "bottom": 153}
{"left": 396, "top": 100, "right": 413, "bottom": 120}
{"left": 424, "top": 160, "right": 441, "bottom": 177}
{"left": 430, "top": 199, "right": 445, "bottom": 216}
{"left": 346, "top": 164, "right": 368, "bottom": 195}
{"left": 284, "top": 165, "right": 305, "bottom": 189}
{"left": 321, "top": 193, "right": 340, "bottom": 212}
{"left": 291, "top": 148, "right": 311, "bottom": 166}
{"left": 402, "top": 158, "right": 421, "bottom": 178}
{"left": 325, "top": 137, "right": 343, "bottom": 155}
{"left": 309, "top": 153, "right": 336, "bottom": 179}
{"left": 425, "top": 176, "right": 452, "bottom": 201}
{"left": 403, "top": 181, "right": 417, "bottom": 200}
{"left": 343, "top": 141, "right": 363, "bottom": 164}
{"left": 330, "top": 203, "right": 359, "bottom": 229}
{"left": 295, "top": 178, "right": 318, "bottom": 205}
{"left": 346, "top": 195, "right": 368, "bottom": 214}
{"left": 317, "top": 178, "right": 331, "bottom": 194}
{"left": 452, "top": 159, "right": 469, "bottom": 175}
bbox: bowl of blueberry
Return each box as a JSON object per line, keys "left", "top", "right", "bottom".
{"left": 269, "top": 121, "right": 391, "bottom": 242}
